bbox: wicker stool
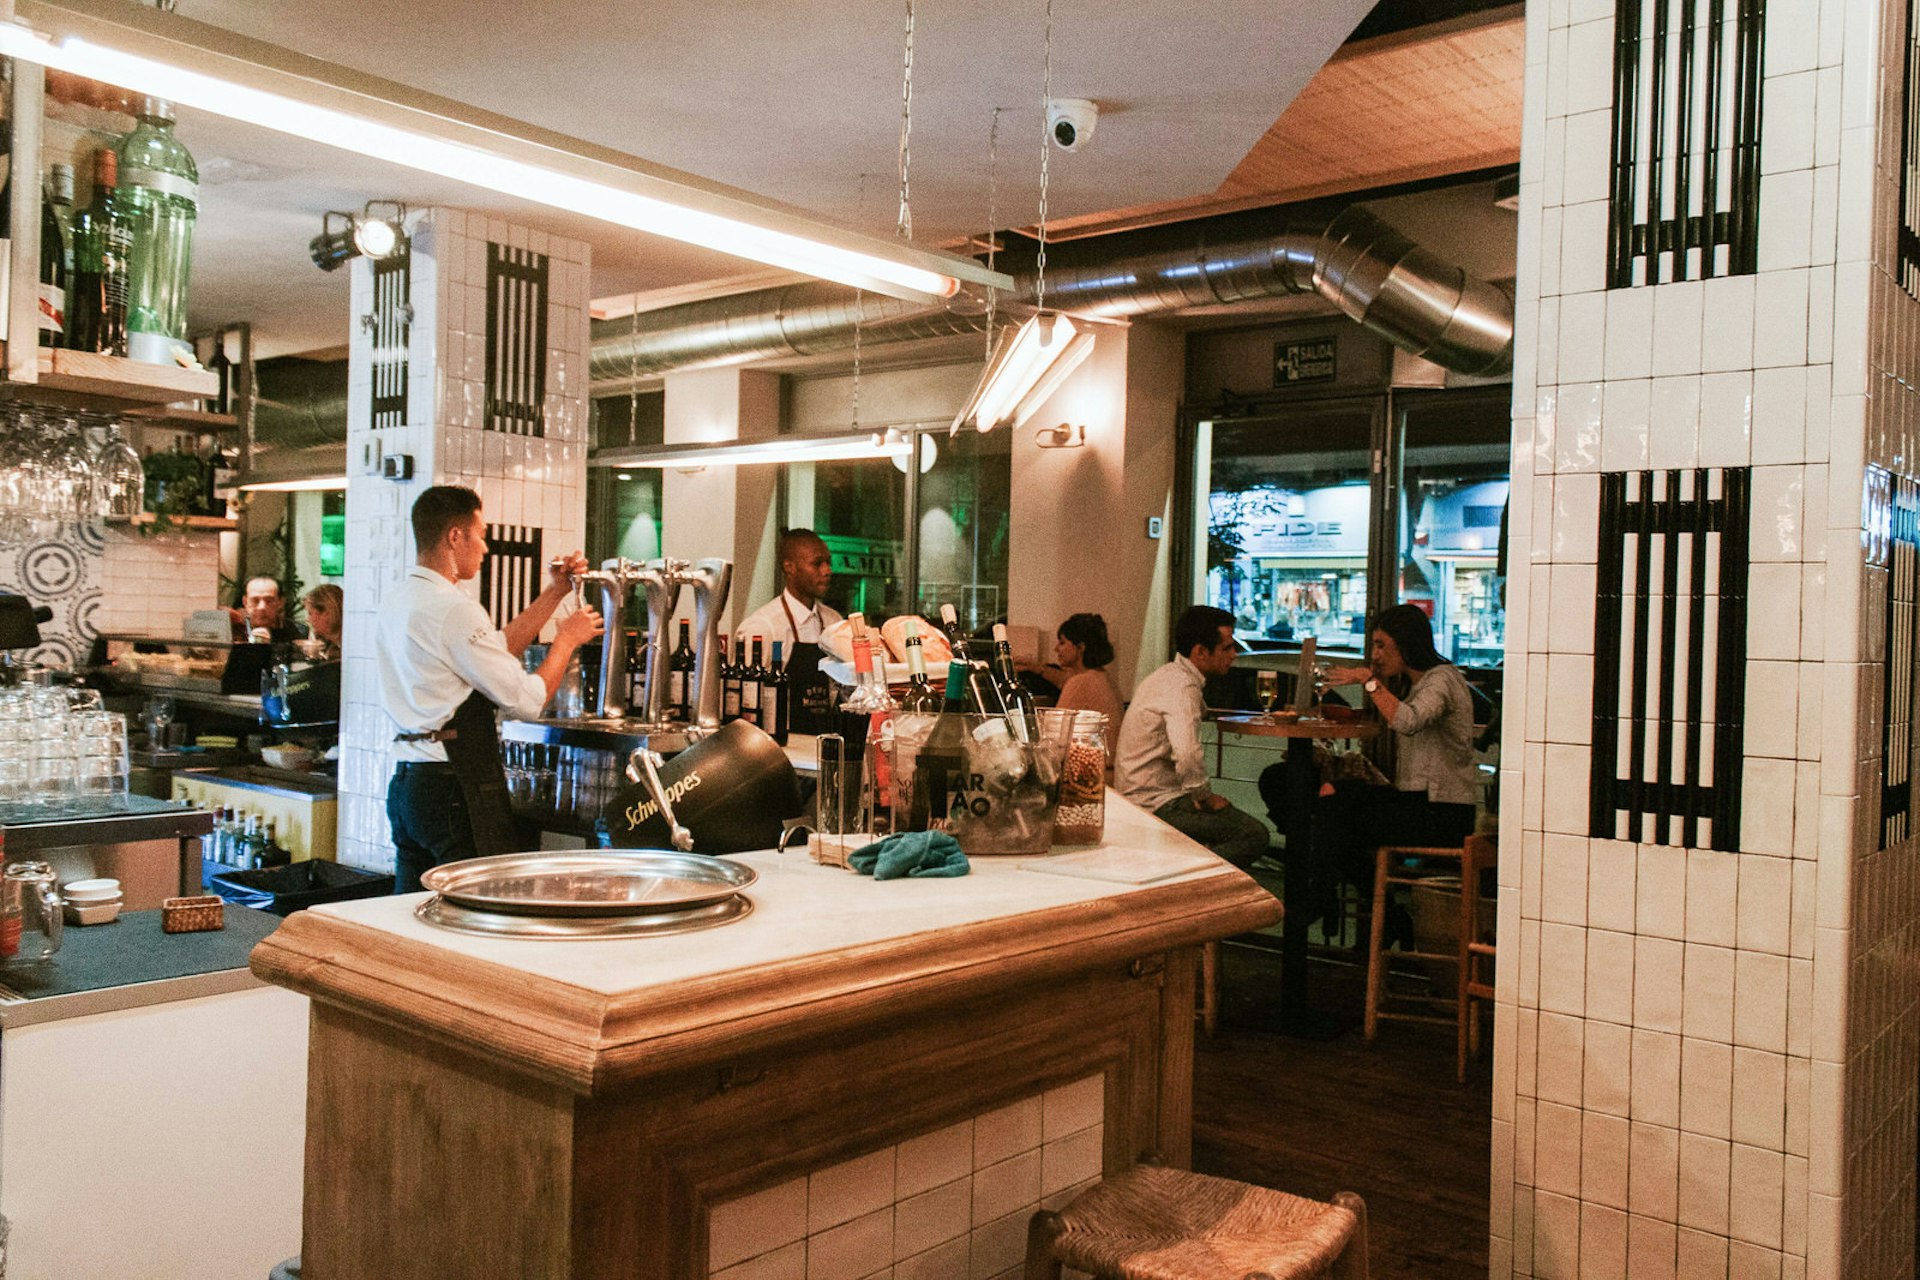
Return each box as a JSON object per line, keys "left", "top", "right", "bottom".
{"left": 1025, "top": 1164, "right": 1369, "bottom": 1280}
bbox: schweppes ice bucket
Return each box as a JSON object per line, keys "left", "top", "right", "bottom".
{"left": 607, "top": 720, "right": 804, "bottom": 854}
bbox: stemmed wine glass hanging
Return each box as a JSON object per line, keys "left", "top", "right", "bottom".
{"left": 0, "top": 404, "right": 146, "bottom": 546}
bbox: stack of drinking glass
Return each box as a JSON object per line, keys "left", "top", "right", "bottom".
{"left": 0, "top": 688, "right": 131, "bottom": 809}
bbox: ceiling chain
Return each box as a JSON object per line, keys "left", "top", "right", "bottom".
{"left": 1036, "top": 0, "right": 1053, "bottom": 313}
{"left": 985, "top": 106, "right": 1001, "bottom": 366}
{"left": 896, "top": 0, "right": 915, "bottom": 241}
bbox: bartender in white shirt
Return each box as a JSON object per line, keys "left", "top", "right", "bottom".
{"left": 377, "top": 485, "right": 603, "bottom": 892}
{"left": 735, "top": 528, "right": 844, "bottom": 733}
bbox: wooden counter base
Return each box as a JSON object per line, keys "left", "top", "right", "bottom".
{"left": 300, "top": 949, "right": 1197, "bottom": 1280}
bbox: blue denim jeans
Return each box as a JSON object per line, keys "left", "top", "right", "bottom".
{"left": 386, "top": 763, "right": 474, "bottom": 894}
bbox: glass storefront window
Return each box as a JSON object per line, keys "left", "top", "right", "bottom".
{"left": 786, "top": 458, "right": 907, "bottom": 619}
{"left": 1397, "top": 392, "right": 1510, "bottom": 668}
{"left": 915, "top": 429, "right": 1011, "bottom": 632}
{"left": 586, "top": 468, "right": 663, "bottom": 565}
{"left": 1194, "top": 402, "right": 1376, "bottom": 656}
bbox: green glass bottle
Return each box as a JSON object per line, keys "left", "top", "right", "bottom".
{"left": 116, "top": 99, "right": 197, "bottom": 365}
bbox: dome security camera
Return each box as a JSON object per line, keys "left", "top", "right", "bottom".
{"left": 1047, "top": 98, "right": 1098, "bottom": 152}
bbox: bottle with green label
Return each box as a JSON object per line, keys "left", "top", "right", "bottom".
{"left": 116, "top": 99, "right": 197, "bottom": 365}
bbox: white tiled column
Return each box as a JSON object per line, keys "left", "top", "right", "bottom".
{"left": 1496, "top": 0, "right": 1913, "bottom": 1276}
{"left": 335, "top": 210, "right": 591, "bottom": 873}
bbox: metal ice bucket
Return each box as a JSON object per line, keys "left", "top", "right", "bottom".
{"left": 889, "top": 708, "right": 1071, "bottom": 855}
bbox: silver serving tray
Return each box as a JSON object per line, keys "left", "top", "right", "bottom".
{"left": 416, "top": 893, "right": 751, "bottom": 939}
{"left": 419, "top": 850, "right": 757, "bottom": 917}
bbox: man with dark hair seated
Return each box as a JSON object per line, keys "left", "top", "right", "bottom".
{"left": 1113, "top": 605, "right": 1270, "bottom": 869}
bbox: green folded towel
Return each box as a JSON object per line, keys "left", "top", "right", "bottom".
{"left": 849, "top": 831, "right": 970, "bottom": 880}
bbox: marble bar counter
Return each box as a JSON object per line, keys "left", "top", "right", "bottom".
{"left": 251, "top": 796, "right": 1281, "bottom": 1280}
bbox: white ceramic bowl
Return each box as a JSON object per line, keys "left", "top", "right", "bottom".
{"left": 62, "top": 878, "right": 122, "bottom": 902}
{"left": 261, "top": 745, "right": 316, "bottom": 771}
{"left": 63, "top": 899, "right": 121, "bottom": 925}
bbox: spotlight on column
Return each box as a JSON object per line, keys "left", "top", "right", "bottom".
{"left": 308, "top": 201, "right": 409, "bottom": 272}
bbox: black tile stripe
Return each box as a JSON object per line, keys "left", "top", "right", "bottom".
{"left": 1901, "top": 0, "right": 1920, "bottom": 296}
{"left": 1609, "top": 0, "right": 1766, "bottom": 287}
{"left": 484, "top": 243, "right": 550, "bottom": 437}
{"left": 1882, "top": 472, "right": 1919, "bottom": 847}
{"left": 478, "top": 523, "right": 543, "bottom": 629}
{"left": 370, "top": 247, "right": 410, "bottom": 429}
{"left": 1590, "top": 466, "right": 1749, "bottom": 850}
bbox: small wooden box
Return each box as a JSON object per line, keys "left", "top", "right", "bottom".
{"left": 162, "top": 896, "right": 225, "bottom": 933}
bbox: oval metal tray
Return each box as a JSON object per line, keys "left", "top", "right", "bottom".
{"left": 419, "top": 850, "right": 758, "bottom": 917}
{"left": 416, "top": 893, "right": 751, "bottom": 939}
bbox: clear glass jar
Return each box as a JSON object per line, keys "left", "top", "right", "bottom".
{"left": 1053, "top": 710, "right": 1108, "bottom": 845}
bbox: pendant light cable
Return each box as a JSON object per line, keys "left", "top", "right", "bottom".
{"left": 986, "top": 106, "right": 1001, "bottom": 366}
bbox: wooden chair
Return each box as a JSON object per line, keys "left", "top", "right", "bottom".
{"left": 1363, "top": 834, "right": 1499, "bottom": 1081}
{"left": 1197, "top": 940, "right": 1219, "bottom": 1038}
{"left": 1456, "top": 833, "right": 1498, "bottom": 1082}
{"left": 1026, "top": 1164, "right": 1369, "bottom": 1280}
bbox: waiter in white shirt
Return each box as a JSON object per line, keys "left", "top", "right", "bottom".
{"left": 735, "top": 528, "right": 844, "bottom": 733}
{"left": 377, "top": 485, "right": 603, "bottom": 892}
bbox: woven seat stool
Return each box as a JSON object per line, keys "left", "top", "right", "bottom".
{"left": 1025, "top": 1164, "right": 1369, "bottom": 1280}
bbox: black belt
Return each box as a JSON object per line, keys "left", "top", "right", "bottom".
{"left": 394, "top": 760, "right": 457, "bottom": 774}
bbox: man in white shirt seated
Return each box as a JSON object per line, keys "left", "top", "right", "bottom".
{"left": 377, "top": 485, "right": 604, "bottom": 892}
{"left": 735, "top": 528, "right": 845, "bottom": 650}
{"left": 1113, "top": 605, "right": 1270, "bottom": 869}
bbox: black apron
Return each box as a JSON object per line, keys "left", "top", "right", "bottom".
{"left": 780, "top": 596, "right": 835, "bottom": 736}
{"left": 440, "top": 690, "right": 518, "bottom": 857}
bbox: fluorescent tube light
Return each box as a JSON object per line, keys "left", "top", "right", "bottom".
{"left": 592, "top": 433, "right": 913, "bottom": 470}
{"left": 950, "top": 312, "right": 1095, "bottom": 434}
{"left": 1, "top": 1, "right": 1013, "bottom": 304}
{"left": 237, "top": 475, "right": 349, "bottom": 492}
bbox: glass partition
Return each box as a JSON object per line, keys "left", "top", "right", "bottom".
{"left": 915, "top": 429, "right": 1012, "bottom": 632}
{"left": 1396, "top": 391, "right": 1510, "bottom": 668}
{"left": 1194, "top": 401, "right": 1378, "bottom": 657}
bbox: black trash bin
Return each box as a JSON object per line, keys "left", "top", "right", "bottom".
{"left": 211, "top": 860, "right": 393, "bottom": 916}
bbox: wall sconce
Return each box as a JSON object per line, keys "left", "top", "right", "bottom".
{"left": 1034, "top": 422, "right": 1086, "bottom": 449}
{"left": 311, "top": 201, "right": 409, "bottom": 273}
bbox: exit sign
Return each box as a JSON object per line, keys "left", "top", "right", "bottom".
{"left": 1274, "top": 338, "right": 1337, "bottom": 385}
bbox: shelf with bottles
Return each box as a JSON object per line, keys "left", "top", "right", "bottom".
{"left": 102, "top": 511, "right": 236, "bottom": 532}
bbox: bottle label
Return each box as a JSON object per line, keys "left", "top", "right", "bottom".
{"left": 724, "top": 690, "right": 741, "bottom": 718}
{"left": 36, "top": 283, "right": 63, "bottom": 336}
{"left": 742, "top": 683, "right": 760, "bottom": 713}
{"left": 120, "top": 168, "right": 199, "bottom": 203}
{"left": 668, "top": 671, "right": 685, "bottom": 705}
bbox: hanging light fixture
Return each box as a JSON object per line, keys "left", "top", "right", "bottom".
{"left": 590, "top": 432, "right": 914, "bottom": 470}
{"left": 0, "top": 0, "right": 1010, "bottom": 304}
{"left": 949, "top": 0, "right": 1094, "bottom": 434}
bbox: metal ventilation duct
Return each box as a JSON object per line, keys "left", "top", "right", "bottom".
{"left": 589, "top": 206, "right": 1514, "bottom": 385}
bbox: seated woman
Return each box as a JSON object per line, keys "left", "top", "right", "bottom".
{"left": 1046, "top": 613, "right": 1125, "bottom": 763}
{"left": 303, "top": 583, "right": 345, "bottom": 662}
{"left": 1261, "top": 605, "right": 1479, "bottom": 931}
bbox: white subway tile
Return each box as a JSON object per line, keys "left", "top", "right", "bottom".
{"left": 1680, "top": 1036, "right": 1734, "bottom": 1139}
{"left": 1535, "top": 1101, "right": 1585, "bottom": 1197}
{"left": 1730, "top": 1047, "right": 1788, "bottom": 1152}
{"left": 1676, "top": 1226, "right": 1728, "bottom": 1279}
{"left": 1638, "top": 845, "right": 1689, "bottom": 940}
{"left": 1676, "top": 1132, "right": 1732, "bottom": 1233}
{"left": 1539, "top": 921, "right": 1589, "bottom": 1015}
{"left": 1757, "top": 168, "right": 1816, "bottom": 273}
{"left": 810, "top": 1148, "right": 896, "bottom": 1234}
{"left": 1629, "top": 1121, "right": 1682, "bottom": 1220}
{"left": 1727, "top": 1144, "right": 1785, "bottom": 1248}
{"left": 1587, "top": 929, "right": 1637, "bottom": 1026}
{"left": 1760, "top": 72, "right": 1817, "bottom": 174}
{"left": 1682, "top": 944, "right": 1737, "bottom": 1042}
{"left": 1635, "top": 938, "right": 1686, "bottom": 1034}
{"left": 1699, "top": 370, "right": 1755, "bottom": 467}
{"left": 1589, "top": 839, "right": 1637, "bottom": 933}
{"left": 1652, "top": 284, "right": 1706, "bottom": 378}
{"left": 1733, "top": 950, "right": 1790, "bottom": 1053}
{"left": 1586, "top": 1017, "right": 1633, "bottom": 1115}
{"left": 1628, "top": 1214, "right": 1679, "bottom": 1280}
{"left": 1602, "top": 377, "right": 1653, "bottom": 470}
{"left": 1702, "top": 277, "right": 1758, "bottom": 373}
{"left": 1559, "top": 293, "right": 1607, "bottom": 385}
{"left": 710, "top": 1178, "right": 809, "bottom": 1272}
{"left": 809, "top": 1207, "right": 893, "bottom": 1280}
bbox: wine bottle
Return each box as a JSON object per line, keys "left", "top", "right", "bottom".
{"left": 900, "top": 620, "right": 941, "bottom": 713}
{"left": 722, "top": 636, "right": 744, "bottom": 723}
{"left": 741, "top": 635, "right": 765, "bottom": 728}
{"left": 992, "top": 623, "right": 1039, "bottom": 743}
{"left": 67, "top": 148, "right": 130, "bottom": 357}
{"left": 117, "top": 99, "right": 198, "bottom": 366}
{"left": 37, "top": 170, "right": 65, "bottom": 347}
{"left": 667, "top": 619, "right": 694, "bottom": 720}
{"left": 908, "top": 662, "right": 974, "bottom": 831}
{"left": 768, "top": 640, "right": 791, "bottom": 744}
{"left": 47, "top": 162, "right": 73, "bottom": 275}
{"left": 205, "top": 328, "right": 231, "bottom": 414}
{"left": 261, "top": 819, "right": 292, "bottom": 868}
{"left": 938, "top": 603, "right": 1010, "bottom": 719}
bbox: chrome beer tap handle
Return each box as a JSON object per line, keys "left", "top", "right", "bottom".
{"left": 625, "top": 747, "right": 694, "bottom": 851}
